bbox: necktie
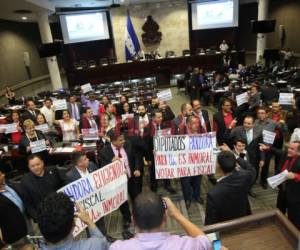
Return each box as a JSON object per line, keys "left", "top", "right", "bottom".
{"left": 118, "top": 148, "right": 131, "bottom": 177}
{"left": 117, "top": 149, "right": 122, "bottom": 158}
{"left": 72, "top": 104, "right": 77, "bottom": 120}
{"left": 246, "top": 130, "right": 252, "bottom": 144}
{"left": 32, "top": 110, "right": 36, "bottom": 117}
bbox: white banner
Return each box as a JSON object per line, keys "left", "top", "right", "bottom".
{"left": 157, "top": 89, "right": 172, "bottom": 102}
{"left": 81, "top": 128, "right": 99, "bottom": 141}
{"left": 263, "top": 130, "right": 276, "bottom": 145}
{"left": 4, "top": 123, "right": 18, "bottom": 134}
{"left": 35, "top": 124, "right": 49, "bottom": 134}
{"left": 53, "top": 99, "right": 67, "bottom": 111}
{"left": 236, "top": 92, "right": 248, "bottom": 107}
{"left": 154, "top": 132, "right": 217, "bottom": 179}
{"left": 30, "top": 139, "right": 47, "bottom": 153}
{"left": 58, "top": 160, "right": 128, "bottom": 237}
{"left": 121, "top": 114, "right": 134, "bottom": 121}
{"left": 279, "top": 93, "right": 293, "bottom": 105}
{"left": 81, "top": 83, "right": 93, "bottom": 94}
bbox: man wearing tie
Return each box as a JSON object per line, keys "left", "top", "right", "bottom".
{"left": 21, "top": 100, "right": 40, "bottom": 124}
{"left": 226, "top": 116, "right": 264, "bottom": 197}
{"left": 67, "top": 95, "right": 81, "bottom": 121}
{"left": 99, "top": 131, "right": 142, "bottom": 239}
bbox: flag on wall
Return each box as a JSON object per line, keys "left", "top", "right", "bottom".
{"left": 125, "top": 10, "right": 141, "bottom": 61}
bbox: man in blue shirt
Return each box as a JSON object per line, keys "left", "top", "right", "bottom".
{"left": 37, "top": 192, "right": 109, "bottom": 250}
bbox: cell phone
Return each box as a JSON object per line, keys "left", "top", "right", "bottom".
{"left": 213, "top": 240, "right": 222, "bottom": 250}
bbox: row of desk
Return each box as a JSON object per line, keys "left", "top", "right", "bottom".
{"left": 66, "top": 52, "right": 245, "bottom": 87}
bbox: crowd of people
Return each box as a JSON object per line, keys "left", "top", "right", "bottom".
{"left": 1, "top": 62, "right": 300, "bottom": 249}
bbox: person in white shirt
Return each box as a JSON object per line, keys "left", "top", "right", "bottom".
{"left": 219, "top": 40, "right": 229, "bottom": 53}
{"left": 40, "top": 98, "right": 54, "bottom": 127}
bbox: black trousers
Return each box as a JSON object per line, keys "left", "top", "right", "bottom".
{"left": 180, "top": 176, "right": 202, "bottom": 202}
{"left": 277, "top": 189, "right": 300, "bottom": 230}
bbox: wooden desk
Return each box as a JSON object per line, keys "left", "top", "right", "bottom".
{"left": 203, "top": 210, "right": 300, "bottom": 250}
{"left": 66, "top": 52, "right": 245, "bottom": 87}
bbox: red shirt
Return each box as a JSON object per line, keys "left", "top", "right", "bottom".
{"left": 272, "top": 113, "right": 281, "bottom": 122}
{"left": 223, "top": 112, "right": 233, "bottom": 128}
{"left": 281, "top": 156, "right": 300, "bottom": 182}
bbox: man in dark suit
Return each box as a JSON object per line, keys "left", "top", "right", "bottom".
{"left": 66, "top": 152, "right": 115, "bottom": 242}
{"left": 205, "top": 149, "right": 256, "bottom": 225}
{"left": 21, "top": 100, "right": 41, "bottom": 124}
{"left": 0, "top": 168, "right": 27, "bottom": 246}
{"left": 213, "top": 98, "right": 236, "bottom": 146}
{"left": 20, "top": 154, "right": 66, "bottom": 222}
{"left": 260, "top": 142, "right": 300, "bottom": 230}
{"left": 225, "top": 115, "right": 264, "bottom": 197}
{"left": 67, "top": 94, "right": 82, "bottom": 121}
{"left": 99, "top": 131, "right": 142, "bottom": 239}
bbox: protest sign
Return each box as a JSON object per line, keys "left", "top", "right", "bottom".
{"left": 3, "top": 123, "right": 18, "bottom": 134}
{"left": 236, "top": 92, "right": 248, "bottom": 106}
{"left": 279, "top": 93, "right": 293, "bottom": 105}
{"left": 154, "top": 132, "right": 217, "bottom": 179}
{"left": 121, "top": 114, "right": 134, "bottom": 121}
{"left": 57, "top": 160, "right": 128, "bottom": 237}
{"left": 81, "top": 128, "right": 99, "bottom": 141}
{"left": 35, "top": 124, "right": 49, "bottom": 134}
{"left": 81, "top": 83, "right": 93, "bottom": 94}
{"left": 263, "top": 130, "right": 276, "bottom": 145}
{"left": 53, "top": 99, "right": 67, "bottom": 111}
{"left": 30, "top": 139, "right": 47, "bottom": 153}
{"left": 157, "top": 89, "right": 172, "bottom": 102}
{"left": 267, "top": 169, "right": 288, "bottom": 189}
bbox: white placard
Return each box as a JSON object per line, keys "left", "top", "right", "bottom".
{"left": 81, "top": 83, "right": 93, "bottom": 94}
{"left": 121, "top": 114, "right": 134, "bottom": 121}
{"left": 267, "top": 169, "right": 288, "bottom": 189}
{"left": 4, "top": 123, "right": 18, "bottom": 134}
{"left": 35, "top": 124, "right": 49, "bottom": 134}
{"left": 53, "top": 99, "right": 67, "bottom": 111}
{"left": 157, "top": 89, "right": 173, "bottom": 101}
{"left": 128, "top": 97, "right": 136, "bottom": 103}
{"left": 58, "top": 160, "right": 127, "bottom": 237}
{"left": 154, "top": 133, "right": 217, "bottom": 179}
{"left": 236, "top": 92, "right": 248, "bottom": 107}
{"left": 263, "top": 130, "right": 276, "bottom": 145}
{"left": 30, "top": 139, "right": 47, "bottom": 154}
{"left": 81, "top": 128, "right": 99, "bottom": 141}
{"left": 279, "top": 93, "right": 294, "bottom": 105}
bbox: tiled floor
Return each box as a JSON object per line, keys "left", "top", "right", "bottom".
{"left": 105, "top": 87, "right": 279, "bottom": 238}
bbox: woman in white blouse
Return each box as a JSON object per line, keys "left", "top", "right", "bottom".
{"left": 54, "top": 110, "right": 80, "bottom": 142}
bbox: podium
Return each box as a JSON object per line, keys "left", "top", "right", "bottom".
{"left": 203, "top": 210, "right": 300, "bottom": 250}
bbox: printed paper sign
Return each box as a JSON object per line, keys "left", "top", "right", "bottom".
{"left": 236, "top": 92, "right": 248, "bottom": 107}
{"left": 53, "top": 99, "right": 67, "bottom": 111}
{"left": 30, "top": 139, "right": 47, "bottom": 153}
{"left": 35, "top": 124, "right": 49, "bottom": 134}
{"left": 128, "top": 97, "right": 137, "bottom": 103}
{"left": 157, "top": 89, "right": 172, "bottom": 102}
{"left": 81, "top": 83, "right": 93, "bottom": 94}
{"left": 263, "top": 130, "right": 276, "bottom": 145}
{"left": 4, "top": 123, "right": 18, "bottom": 134}
{"left": 58, "top": 160, "right": 128, "bottom": 237}
{"left": 279, "top": 93, "right": 294, "bottom": 105}
{"left": 81, "top": 128, "right": 99, "bottom": 141}
{"left": 267, "top": 169, "right": 288, "bottom": 189}
{"left": 154, "top": 132, "right": 217, "bottom": 179}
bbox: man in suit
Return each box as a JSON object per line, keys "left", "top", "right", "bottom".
{"left": 247, "top": 84, "right": 261, "bottom": 115}
{"left": 21, "top": 154, "right": 66, "bottom": 222}
{"left": 260, "top": 142, "right": 300, "bottom": 230}
{"left": 99, "top": 131, "right": 142, "bottom": 239}
{"left": 213, "top": 98, "right": 236, "bottom": 146}
{"left": 67, "top": 95, "right": 82, "bottom": 121}
{"left": 79, "top": 107, "right": 101, "bottom": 136}
{"left": 21, "top": 100, "right": 41, "bottom": 124}
{"left": 0, "top": 168, "right": 27, "bottom": 246}
{"left": 191, "top": 99, "right": 216, "bottom": 184}
{"left": 66, "top": 152, "right": 115, "bottom": 242}
{"left": 205, "top": 149, "right": 256, "bottom": 225}
{"left": 173, "top": 103, "right": 193, "bottom": 135}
